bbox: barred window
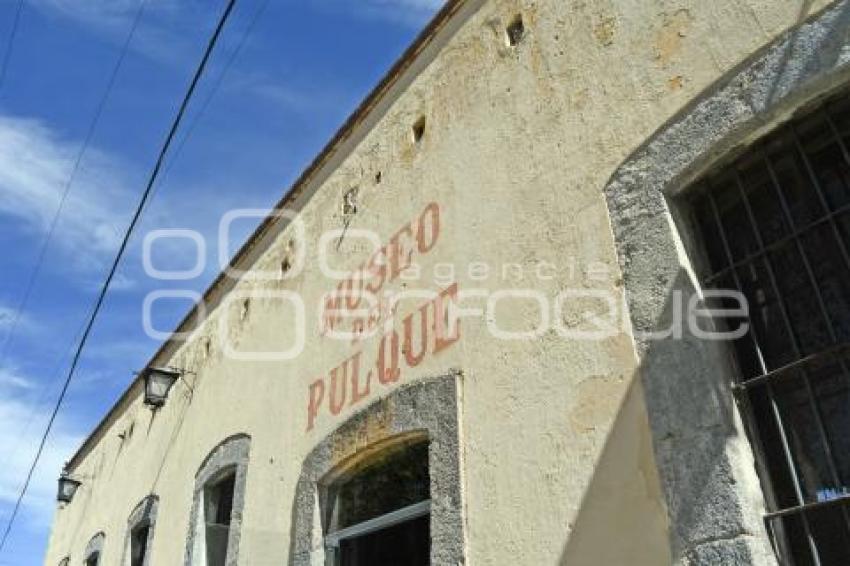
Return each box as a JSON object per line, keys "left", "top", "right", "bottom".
{"left": 689, "top": 91, "right": 850, "bottom": 565}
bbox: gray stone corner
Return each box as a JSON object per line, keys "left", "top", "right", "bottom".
{"left": 602, "top": 2, "right": 850, "bottom": 564}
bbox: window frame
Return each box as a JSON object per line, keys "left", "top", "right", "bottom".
{"left": 184, "top": 434, "right": 250, "bottom": 566}
{"left": 289, "top": 374, "right": 464, "bottom": 566}
{"left": 323, "top": 499, "right": 431, "bottom": 552}
{"left": 83, "top": 532, "right": 105, "bottom": 566}
{"left": 320, "top": 435, "right": 432, "bottom": 565}
{"left": 123, "top": 494, "right": 158, "bottom": 566}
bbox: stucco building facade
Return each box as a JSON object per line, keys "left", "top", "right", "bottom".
{"left": 44, "top": 0, "right": 850, "bottom": 564}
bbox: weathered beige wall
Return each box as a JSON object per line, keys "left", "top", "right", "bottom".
{"left": 43, "top": 0, "right": 837, "bottom": 565}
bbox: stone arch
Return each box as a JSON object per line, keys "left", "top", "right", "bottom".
{"left": 84, "top": 532, "right": 105, "bottom": 563}
{"left": 289, "top": 372, "right": 464, "bottom": 565}
{"left": 184, "top": 434, "right": 251, "bottom": 566}
{"left": 122, "top": 494, "right": 158, "bottom": 566}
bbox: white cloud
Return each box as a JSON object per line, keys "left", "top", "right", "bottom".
{"left": 0, "top": 303, "right": 36, "bottom": 340}
{"left": 28, "top": 0, "right": 151, "bottom": 29}
{"left": 26, "top": 0, "right": 197, "bottom": 65}
{"left": 0, "top": 115, "right": 136, "bottom": 275}
{"left": 0, "top": 305, "right": 19, "bottom": 329}
{"left": 0, "top": 366, "right": 36, "bottom": 391}
{"left": 315, "top": 0, "right": 446, "bottom": 27}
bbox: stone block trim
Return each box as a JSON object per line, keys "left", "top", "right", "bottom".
{"left": 289, "top": 372, "right": 465, "bottom": 565}
{"left": 604, "top": 2, "right": 850, "bottom": 564}
{"left": 184, "top": 434, "right": 251, "bottom": 566}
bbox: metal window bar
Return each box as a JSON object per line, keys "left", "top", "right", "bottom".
{"left": 693, "top": 96, "right": 850, "bottom": 565}
{"left": 740, "top": 152, "right": 850, "bottom": 550}
{"left": 702, "top": 199, "right": 850, "bottom": 287}
{"left": 706, "top": 189, "right": 822, "bottom": 565}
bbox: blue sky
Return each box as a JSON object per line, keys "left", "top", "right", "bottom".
{"left": 0, "top": 0, "right": 443, "bottom": 563}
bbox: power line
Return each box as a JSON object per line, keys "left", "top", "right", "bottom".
{"left": 0, "top": 0, "right": 268, "bottom": 495}
{"left": 0, "top": 0, "right": 148, "bottom": 399}
{"left": 151, "top": 0, "right": 271, "bottom": 207}
{"left": 0, "top": 0, "right": 238, "bottom": 554}
{"left": 0, "top": 0, "right": 24, "bottom": 92}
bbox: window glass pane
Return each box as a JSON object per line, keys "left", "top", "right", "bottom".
{"left": 770, "top": 138, "right": 826, "bottom": 228}
{"left": 708, "top": 275, "right": 760, "bottom": 380}
{"left": 735, "top": 260, "right": 795, "bottom": 371}
{"left": 772, "top": 374, "right": 835, "bottom": 504}
{"left": 808, "top": 503, "right": 850, "bottom": 565}
{"left": 330, "top": 441, "right": 429, "bottom": 531}
{"left": 205, "top": 524, "right": 229, "bottom": 566}
{"left": 740, "top": 158, "right": 791, "bottom": 245}
{"left": 836, "top": 211, "right": 850, "bottom": 259}
{"left": 747, "top": 385, "right": 801, "bottom": 510}
{"left": 130, "top": 524, "right": 149, "bottom": 566}
{"left": 339, "top": 514, "right": 429, "bottom": 566}
{"left": 797, "top": 114, "right": 850, "bottom": 212}
{"left": 691, "top": 192, "right": 728, "bottom": 277}
{"left": 713, "top": 177, "right": 760, "bottom": 261}
{"left": 831, "top": 97, "right": 850, "bottom": 139}
{"left": 801, "top": 224, "right": 850, "bottom": 342}
{"left": 690, "top": 89, "right": 850, "bottom": 566}
{"left": 768, "top": 243, "right": 832, "bottom": 356}
{"left": 772, "top": 513, "right": 816, "bottom": 566}
{"left": 205, "top": 473, "right": 236, "bottom": 526}
{"left": 204, "top": 472, "right": 235, "bottom": 566}
{"left": 809, "top": 355, "right": 850, "bottom": 490}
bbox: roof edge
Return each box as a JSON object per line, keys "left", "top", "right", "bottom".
{"left": 66, "top": 0, "right": 467, "bottom": 470}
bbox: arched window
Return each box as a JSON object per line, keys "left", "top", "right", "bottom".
{"left": 185, "top": 434, "right": 250, "bottom": 566}
{"left": 123, "top": 495, "right": 158, "bottom": 566}
{"left": 322, "top": 436, "right": 430, "bottom": 566}
{"left": 290, "top": 375, "right": 464, "bottom": 566}
{"left": 83, "top": 532, "right": 105, "bottom": 566}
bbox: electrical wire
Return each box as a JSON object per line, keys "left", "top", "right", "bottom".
{"left": 0, "top": 0, "right": 148, "bottom": 435}
{"left": 150, "top": 0, "right": 271, "bottom": 208}
{"left": 0, "top": 0, "right": 24, "bottom": 92}
{"left": 0, "top": 0, "right": 238, "bottom": 554}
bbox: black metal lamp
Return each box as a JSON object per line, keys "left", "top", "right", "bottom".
{"left": 142, "top": 366, "right": 182, "bottom": 408}
{"left": 57, "top": 472, "right": 81, "bottom": 503}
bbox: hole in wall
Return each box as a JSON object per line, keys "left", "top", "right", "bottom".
{"left": 343, "top": 187, "right": 359, "bottom": 216}
{"left": 412, "top": 117, "right": 426, "bottom": 144}
{"left": 506, "top": 14, "right": 525, "bottom": 46}
{"left": 375, "top": 171, "right": 382, "bottom": 184}
{"left": 241, "top": 298, "right": 251, "bottom": 321}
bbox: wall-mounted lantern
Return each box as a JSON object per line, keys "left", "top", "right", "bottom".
{"left": 142, "top": 366, "right": 184, "bottom": 408}
{"left": 57, "top": 471, "right": 81, "bottom": 503}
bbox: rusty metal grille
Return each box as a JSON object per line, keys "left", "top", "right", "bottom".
{"left": 689, "top": 91, "right": 850, "bottom": 566}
